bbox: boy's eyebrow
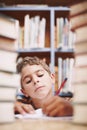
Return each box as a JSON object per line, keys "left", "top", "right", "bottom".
{"left": 22, "top": 69, "right": 44, "bottom": 81}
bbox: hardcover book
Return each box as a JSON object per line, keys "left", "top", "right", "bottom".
{"left": 0, "top": 102, "right": 15, "bottom": 123}
{"left": 74, "top": 40, "right": 87, "bottom": 54}
{"left": 73, "top": 104, "right": 87, "bottom": 125}
{"left": 0, "top": 13, "right": 19, "bottom": 40}
{"left": 0, "top": 50, "right": 18, "bottom": 72}
{"left": 70, "top": 1, "right": 87, "bottom": 16}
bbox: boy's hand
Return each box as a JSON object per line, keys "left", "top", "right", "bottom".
{"left": 42, "top": 96, "right": 73, "bottom": 117}
{"left": 14, "top": 101, "right": 35, "bottom": 115}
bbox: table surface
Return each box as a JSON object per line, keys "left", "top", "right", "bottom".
{"left": 0, "top": 118, "right": 87, "bottom": 130}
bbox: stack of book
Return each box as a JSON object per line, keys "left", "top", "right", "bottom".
{"left": 70, "top": 0, "right": 87, "bottom": 125}
{"left": 0, "top": 14, "right": 20, "bottom": 123}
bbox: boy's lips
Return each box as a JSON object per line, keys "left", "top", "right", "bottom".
{"left": 35, "top": 86, "right": 44, "bottom": 92}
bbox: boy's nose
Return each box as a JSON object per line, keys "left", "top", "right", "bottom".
{"left": 33, "top": 76, "right": 39, "bottom": 84}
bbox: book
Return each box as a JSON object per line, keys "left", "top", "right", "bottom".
{"left": 75, "top": 53, "right": 87, "bottom": 67}
{"left": 75, "top": 26, "right": 87, "bottom": 42}
{"left": 70, "top": 1, "right": 87, "bottom": 16}
{"left": 0, "top": 71, "right": 20, "bottom": 87}
{"left": 0, "top": 102, "right": 15, "bottom": 123}
{"left": 72, "top": 67, "right": 87, "bottom": 83}
{"left": 0, "top": 36, "right": 18, "bottom": 51}
{"left": 0, "top": 50, "right": 18, "bottom": 72}
{"left": 38, "top": 17, "right": 46, "bottom": 48}
{"left": 0, "top": 13, "right": 19, "bottom": 40}
{"left": 70, "top": 12, "right": 87, "bottom": 30}
{"left": 0, "top": 86, "right": 17, "bottom": 101}
{"left": 73, "top": 104, "right": 87, "bottom": 125}
{"left": 75, "top": 40, "right": 87, "bottom": 54}
{"left": 70, "top": 2, "right": 87, "bottom": 125}
{"left": 73, "top": 83, "right": 87, "bottom": 103}
{"left": 58, "top": 57, "right": 74, "bottom": 93}
{"left": 24, "top": 14, "right": 30, "bottom": 49}
{"left": 29, "top": 17, "right": 35, "bottom": 48}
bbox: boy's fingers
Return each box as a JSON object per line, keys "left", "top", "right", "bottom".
{"left": 22, "top": 104, "right": 35, "bottom": 114}
{"left": 14, "top": 102, "right": 35, "bottom": 115}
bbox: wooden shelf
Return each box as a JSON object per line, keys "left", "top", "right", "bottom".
{"left": 0, "top": 0, "right": 86, "bottom": 6}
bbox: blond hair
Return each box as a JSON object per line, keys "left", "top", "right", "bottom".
{"left": 17, "top": 56, "right": 51, "bottom": 74}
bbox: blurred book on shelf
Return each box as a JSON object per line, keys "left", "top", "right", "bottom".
{"left": 56, "top": 17, "right": 75, "bottom": 50}
{"left": 19, "top": 14, "right": 46, "bottom": 49}
{"left": 57, "top": 57, "right": 74, "bottom": 93}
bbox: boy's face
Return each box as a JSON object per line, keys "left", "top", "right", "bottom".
{"left": 21, "top": 64, "right": 55, "bottom": 99}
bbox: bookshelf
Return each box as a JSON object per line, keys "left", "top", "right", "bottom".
{"left": 0, "top": 4, "right": 75, "bottom": 94}
{"left": 0, "top": 6, "right": 74, "bottom": 70}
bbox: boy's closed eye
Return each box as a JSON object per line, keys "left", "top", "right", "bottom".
{"left": 24, "top": 77, "right": 31, "bottom": 84}
{"left": 37, "top": 70, "right": 44, "bottom": 77}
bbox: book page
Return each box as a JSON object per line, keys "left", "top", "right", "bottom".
{"left": 15, "top": 108, "right": 72, "bottom": 120}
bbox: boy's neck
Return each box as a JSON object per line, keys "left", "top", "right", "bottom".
{"left": 32, "top": 91, "right": 52, "bottom": 109}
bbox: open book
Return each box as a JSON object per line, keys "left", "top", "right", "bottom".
{"left": 15, "top": 108, "right": 72, "bottom": 120}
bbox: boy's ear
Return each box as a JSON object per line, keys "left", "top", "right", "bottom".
{"left": 51, "top": 73, "right": 55, "bottom": 83}
{"left": 20, "top": 88, "right": 28, "bottom": 97}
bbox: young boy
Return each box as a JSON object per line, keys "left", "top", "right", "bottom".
{"left": 14, "top": 56, "right": 73, "bottom": 117}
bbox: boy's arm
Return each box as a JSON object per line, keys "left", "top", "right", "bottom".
{"left": 14, "top": 94, "right": 35, "bottom": 115}
{"left": 42, "top": 96, "right": 73, "bottom": 117}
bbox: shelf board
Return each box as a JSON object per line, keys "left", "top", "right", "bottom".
{"left": 55, "top": 48, "right": 74, "bottom": 59}
{"left": 0, "top": 6, "right": 69, "bottom": 11}
{"left": 55, "top": 48, "right": 74, "bottom": 53}
{"left": 17, "top": 48, "right": 74, "bottom": 53}
{"left": 17, "top": 48, "right": 51, "bottom": 53}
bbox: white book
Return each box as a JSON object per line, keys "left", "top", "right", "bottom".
{"left": 75, "top": 53, "right": 87, "bottom": 67}
{"left": 62, "top": 58, "right": 69, "bottom": 92}
{"left": 38, "top": 17, "right": 46, "bottom": 48}
{"left": 0, "top": 71, "right": 20, "bottom": 87}
{"left": 0, "top": 50, "right": 18, "bottom": 72}
{"left": 68, "top": 58, "right": 74, "bottom": 92}
{"left": 24, "top": 14, "right": 30, "bottom": 49}
{"left": 70, "top": 13, "right": 87, "bottom": 30}
{"left": 29, "top": 18, "right": 36, "bottom": 48}
{"left": 59, "top": 18, "right": 64, "bottom": 48}
{"left": 75, "top": 26, "right": 87, "bottom": 42}
{"left": 0, "top": 14, "right": 19, "bottom": 40}
{"left": 70, "top": 1, "right": 87, "bottom": 16}
{"left": 72, "top": 67, "right": 87, "bottom": 83}
{"left": 58, "top": 58, "right": 63, "bottom": 88}
{"left": 62, "top": 18, "right": 69, "bottom": 49}
{"left": 0, "top": 102, "right": 15, "bottom": 123}
{"left": 34, "top": 15, "right": 40, "bottom": 47}
{"left": 73, "top": 83, "right": 87, "bottom": 103}
{"left": 73, "top": 104, "right": 87, "bottom": 125}
{"left": 75, "top": 41, "right": 87, "bottom": 54}
{"left": 56, "top": 18, "right": 60, "bottom": 48}
{"left": 0, "top": 86, "right": 17, "bottom": 101}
